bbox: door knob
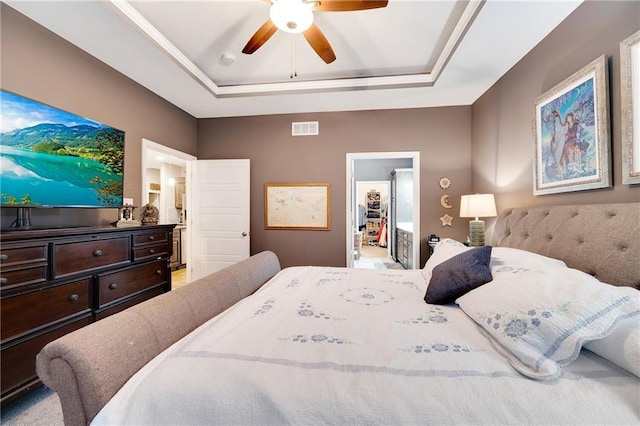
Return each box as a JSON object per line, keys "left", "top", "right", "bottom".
{"left": 242, "top": 232, "right": 249, "bottom": 237}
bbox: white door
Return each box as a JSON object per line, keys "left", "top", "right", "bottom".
{"left": 188, "top": 159, "right": 250, "bottom": 281}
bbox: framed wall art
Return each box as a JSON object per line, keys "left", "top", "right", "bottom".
{"left": 264, "top": 183, "right": 330, "bottom": 230}
{"left": 621, "top": 30, "right": 640, "bottom": 185}
{"left": 533, "top": 55, "right": 611, "bottom": 195}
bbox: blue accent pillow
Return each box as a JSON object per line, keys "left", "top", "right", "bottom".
{"left": 424, "top": 246, "right": 493, "bottom": 304}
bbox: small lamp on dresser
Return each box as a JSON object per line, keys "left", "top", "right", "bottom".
{"left": 459, "top": 194, "right": 497, "bottom": 247}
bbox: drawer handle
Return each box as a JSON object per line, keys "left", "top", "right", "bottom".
{"left": 93, "top": 250, "right": 103, "bottom": 257}
{"left": 155, "top": 270, "right": 162, "bottom": 276}
{"left": 0, "top": 254, "right": 7, "bottom": 261}
{"left": 0, "top": 278, "right": 7, "bottom": 285}
{"left": 69, "top": 294, "right": 79, "bottom": 302}
{"left": 149, "top": 236, "right": 155, "bottom": 241}
{"left": 108, "top": 283, "right": 118, "bottom": 290}
{"left": 149, "top": 249, "right": 155, "bottom": 254}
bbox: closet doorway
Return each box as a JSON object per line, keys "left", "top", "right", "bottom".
{"left": 355, "top": 181, "right": 390, "bottom": 267}
{"left": 346, "top": 152, "right": 420, "bottom": 269}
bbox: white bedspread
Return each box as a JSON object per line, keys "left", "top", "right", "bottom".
{"left": 93, "top": 266, "right": 639, "bottom": 425}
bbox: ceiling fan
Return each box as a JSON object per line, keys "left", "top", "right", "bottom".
{"left": 242, "top": 0, "right": 389, "bottom": 64}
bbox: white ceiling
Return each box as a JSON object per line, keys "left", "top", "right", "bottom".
{"left": 6, "top": 0, "right": 583, "bottom": 119}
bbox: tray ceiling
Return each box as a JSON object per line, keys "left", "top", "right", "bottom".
{"left": 5, "top": 0, "right": 583, "bottom": 118}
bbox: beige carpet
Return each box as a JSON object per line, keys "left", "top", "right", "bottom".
{"left": 1, "top": 387, "right": 63, "bottom": 426}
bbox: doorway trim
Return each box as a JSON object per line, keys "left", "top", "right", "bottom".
{"left": 345, "top": 151, "right": 420, "bottom": 268}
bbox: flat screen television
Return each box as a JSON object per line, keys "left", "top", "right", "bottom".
{"left": 0, "top": 90, "right": 125, "bottom": 210}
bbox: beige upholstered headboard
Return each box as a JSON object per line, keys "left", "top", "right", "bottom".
{"left": 490, "top": 203, "right": 640, "bottom": 288}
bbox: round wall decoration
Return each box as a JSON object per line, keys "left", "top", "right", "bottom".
{"left": 439, "top": 177, "right": 451, "bottom": 190}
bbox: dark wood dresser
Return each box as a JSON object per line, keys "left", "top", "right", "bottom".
{"left": 0, "top": 224, "right": 175, "bottom": 404}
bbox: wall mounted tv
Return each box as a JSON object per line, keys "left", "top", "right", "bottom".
{"left": 0, "top": 90, "right": 125, "bottom": 209}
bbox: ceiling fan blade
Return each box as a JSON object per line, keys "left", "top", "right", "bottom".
{"left": 242, "top": 20, "right": 277, "bottom": 55}
{"left": 312, "top": 0, "right": 388, "bottom": 12}
{"left": 303, "top": 23, "right": 336, "bottom": 64}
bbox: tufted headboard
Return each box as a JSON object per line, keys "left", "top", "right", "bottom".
{"left": 490, "top": 203, "right": 640, "bottom": 288}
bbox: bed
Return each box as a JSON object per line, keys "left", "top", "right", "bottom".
{"left": 37, "top": 203, "right": 640, "bottom": 425}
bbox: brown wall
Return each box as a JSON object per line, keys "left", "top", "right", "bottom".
{"left": 471, "top": 0, "right": 640, "bottom": 213}
{"left": 198, "top": 108, "right": 472, "bottom": 268}
{"left": 0, "top": 4, "right": 198, "bottom": 228}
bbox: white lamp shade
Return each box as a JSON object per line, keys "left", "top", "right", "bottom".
{"left": 460, "top": 194, "right": 497, "bottom": 219}
{"left": 270, "top": 0, "right": 314, "bottom": 34}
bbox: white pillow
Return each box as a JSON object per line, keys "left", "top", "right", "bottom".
{"left": 489, "top": 247, "right": 567, "bottom": 270}
{"left": 457, "top": 263, "right": 640, "bottom": 380}
{"left": 425, "top": 243, "right": 568, "bottom": 277}
{"left": 584, "top": 316, "right": 640, "bottom": 378}
{"left": 423, "top": 238, "right": 470, "bottom": 278}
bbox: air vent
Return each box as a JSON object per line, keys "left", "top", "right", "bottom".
{"left": 292, "top": 121, "right": 319, "bottom": 136}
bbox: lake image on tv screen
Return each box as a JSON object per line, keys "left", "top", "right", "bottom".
{"left": 0, "top": 91, "right": 124, "bottom": 207}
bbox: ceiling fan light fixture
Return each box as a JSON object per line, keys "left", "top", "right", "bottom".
{"left": 270, "top": 0, "right": 314, "bottom": 34}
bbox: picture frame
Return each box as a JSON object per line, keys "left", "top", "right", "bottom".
{"left": 264, "top": 183, "right": 330, "bottom": 230}
{"left": 533, "top": 55, "right": 611, "bottom": 195}
{"left": 621, "top": 30, "right": 640, "bottom": 185}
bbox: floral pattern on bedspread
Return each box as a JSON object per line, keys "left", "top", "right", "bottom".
{"left": 477, "top": 304, "right": 568, "bottom": 336}
{"left": 253, "top": 299, "right": 276, "bottom": 316}
{"left": 396, "top": 306, "right": 448, "bottom": 324}
{"left": 297, "top": 300, "right": 344, "bottom": 321}
{"left": 494, "top": 265, "right": 533, "bottom": 274}
{"left": 401, "top": 342, "right": 477, "bottom": 354}
{"left": 340, "top": 287, "right": 396, "bottom": 305}
{"left": 280, "top": 334, "right": 354, "bottom": 345}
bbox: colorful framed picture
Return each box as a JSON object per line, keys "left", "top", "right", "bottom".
{"left": 264, "top": 183, "right": 330, "bottom": 230}
{"left": 533, "top": 55, "right": 611, "bottom": 195}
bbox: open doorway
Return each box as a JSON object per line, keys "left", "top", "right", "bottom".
{"left": 354, "top": 180, "right": 391, "bottom": 268}
{"left": 142, "top": 139, "right": 196, "bottom": 289}
{"left": 346, "top": 152, "right": 420, "bottom": 269}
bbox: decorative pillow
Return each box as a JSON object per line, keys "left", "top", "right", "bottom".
{"left": 584, "top": 316, "right": 640, "bottom": 378}
{"left": 457, "top": 263, "right": 640, "bottom": 380}
{"left": 424, "top": 246, "right": 493, "bottom": 305}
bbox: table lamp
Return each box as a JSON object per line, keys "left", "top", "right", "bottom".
{"left": 459, "top": 194, "right": 497, "bottom": 246}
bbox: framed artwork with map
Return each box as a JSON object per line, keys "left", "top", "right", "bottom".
{"left": 264, "top": 183, "right": 331, "bottom": 230}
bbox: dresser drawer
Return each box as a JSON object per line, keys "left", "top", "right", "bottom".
{"left": 0, "top": 243, "right": 47, "bottom": 267}
{"left": 133, "top": 244, "right": 169, "bottom": 261}
{"left": 0, "top": 265, "right": 48, "bottom": 289}
{"left": 97, "top": 259, "right": 167, "bottom": 307}
{"left": 0, "top": 242, "right": 49, "bottom": 289}
{"left": 1, "top": 278, "right": 91, "bottom": 341}
{"left": 53, "top": 237, "right": 130, "bottom": 278}
{"left": 133, "top": 231, "right": 168, "bottom": 246}
{"left": 1, "top": 316, "right": 90, "bottom": 399}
